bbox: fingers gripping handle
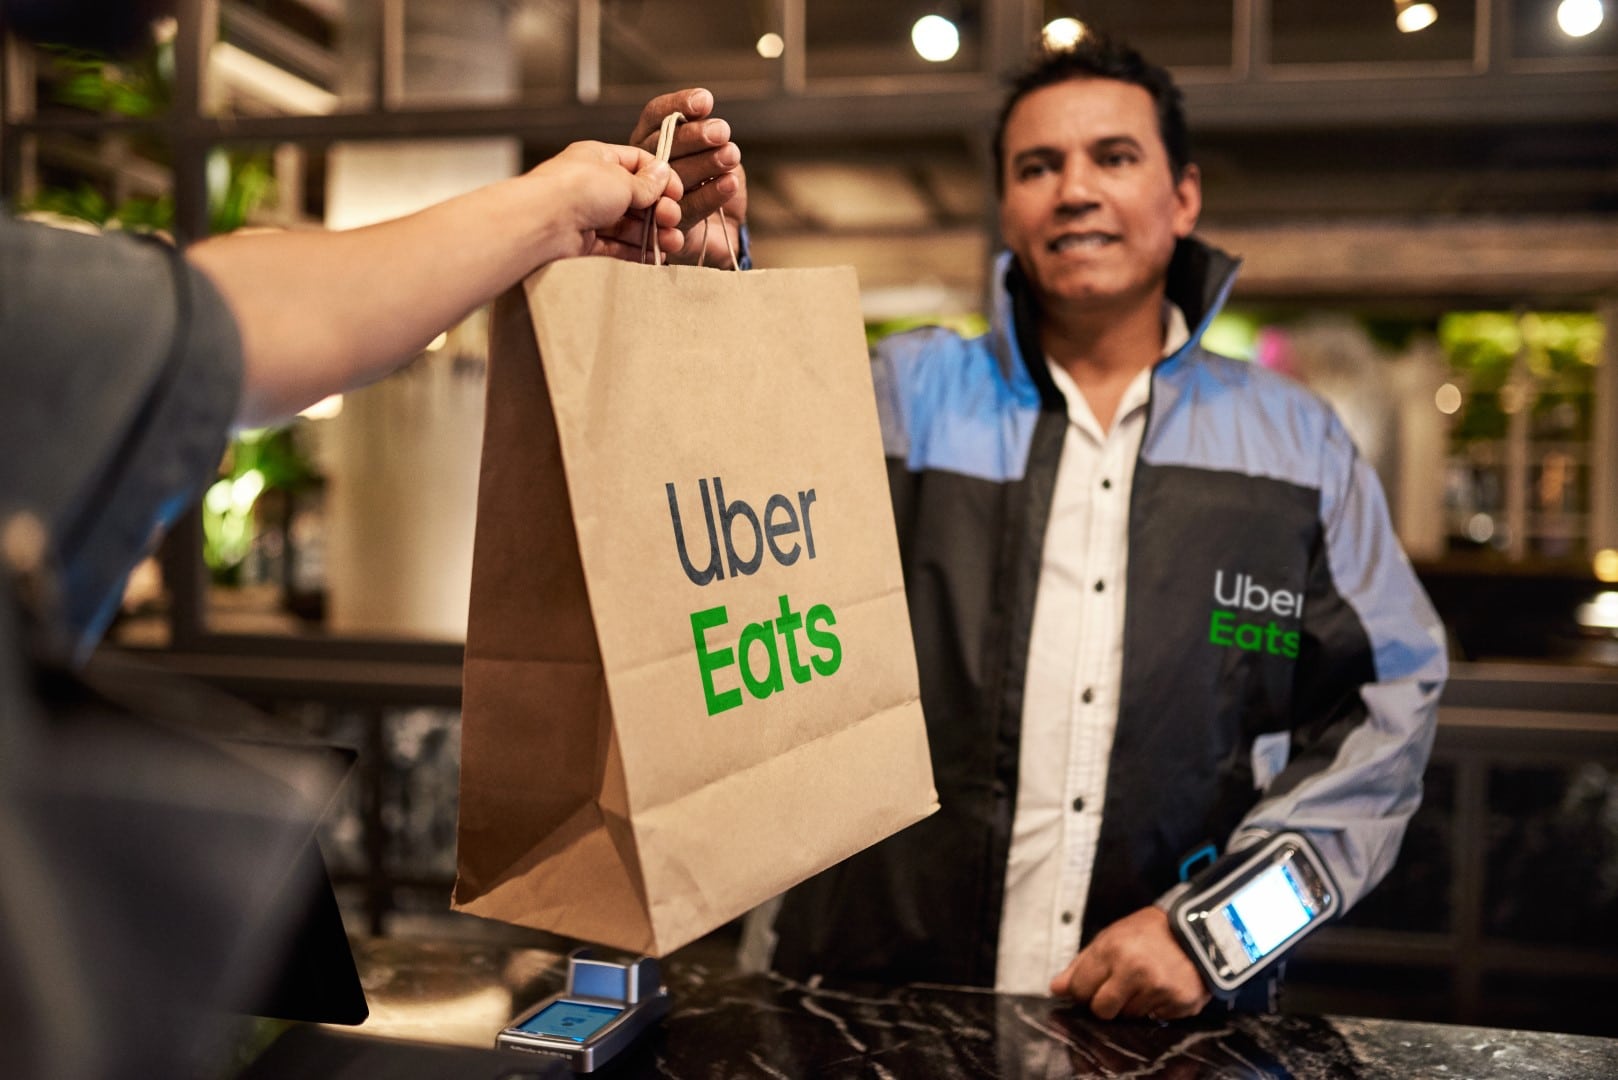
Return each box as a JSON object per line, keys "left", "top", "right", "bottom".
{"left": 640, "top": 110, "right": 740, "bottom": 270}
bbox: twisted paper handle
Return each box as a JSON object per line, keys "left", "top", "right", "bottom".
{"left": 641, "top": 109, "right": 740, "bottom": 270}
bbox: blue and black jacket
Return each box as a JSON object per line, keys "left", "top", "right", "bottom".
{"left": 772, "top": 237, "right": 1448, "bottom": 988}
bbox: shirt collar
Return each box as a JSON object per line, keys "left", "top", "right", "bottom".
{"left": 1045, "top": 300, "right": 1190, "bottom": 433}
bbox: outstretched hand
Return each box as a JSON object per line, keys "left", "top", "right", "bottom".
{"left": 526, "top": 140, "right": 684, "bottom": 261}
{"left": 1049, "top": 907, "right": 1211, "bottom": 1021}
{"left": 630, "top": 88, "right": 748, "bottom": 267}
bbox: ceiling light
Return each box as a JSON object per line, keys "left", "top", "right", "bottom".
{"left": 1465, "top": 513, "right": 1495, "bottom": 544}
{"left": 911, "top": 14, "right": 960, "bottom": 63}
{"left": 1041, "top": 18, "right": 1086, "bottom": 51}
{"left": 1557, "top": 0, "right": 1605, "bottom": 37}
{"left": 1434, "top": 383, "right": 1462, "bottom": 415}
{"left": 1395, "top": 0, "right": 1438, "bottom": 32}
{"left": 756, "top": 32, "right": 784, "bottom": 59}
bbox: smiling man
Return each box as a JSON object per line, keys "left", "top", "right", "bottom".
{"left": 763, "top": 33, "right": 1447, "bottom": 1021}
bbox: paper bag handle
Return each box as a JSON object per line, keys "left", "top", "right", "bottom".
{"left": 641, "top": 110, "right": 742, "bottom": 271}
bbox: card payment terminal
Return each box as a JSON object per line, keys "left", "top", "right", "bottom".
{"left": 496, "top": 950, "right": 670, "bottom": 1072}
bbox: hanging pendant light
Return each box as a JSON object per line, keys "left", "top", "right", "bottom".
{"left": 1394, "top": 0, "right": 1439, "bottom": 33}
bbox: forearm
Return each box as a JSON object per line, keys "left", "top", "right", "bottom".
{"left": 189, "top": 170, "right": 576, "bottom": 428}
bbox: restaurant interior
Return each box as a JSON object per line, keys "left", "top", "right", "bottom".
{"left": 3, "top": 0, "right": 1615, "bottom": 1065}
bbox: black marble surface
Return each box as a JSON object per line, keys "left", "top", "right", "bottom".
{"left": 337, "top": 939, "right": 1618, "bottom": 1079}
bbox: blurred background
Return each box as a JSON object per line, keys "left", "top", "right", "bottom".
{"left": 3, "top": 0, "right": 1614, "bottom": 1037}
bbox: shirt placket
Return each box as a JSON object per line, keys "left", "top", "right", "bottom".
{"left": 1047, "top": 430, "right": 1118, "bottom": 971}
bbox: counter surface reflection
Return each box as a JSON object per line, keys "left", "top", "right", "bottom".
{"left": 324, "top": 936, "right": 1618, "bottom": 1078}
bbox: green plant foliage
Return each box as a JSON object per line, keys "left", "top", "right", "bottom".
{"left": 866, "top": 312, "right": 990, "bottom": 347}
{"left": 20, "top": 183, "right": 175, "bottom": 232}
{"left": 25, "top": 41, "right": 275, "bottom": 236}
{"left": 1438, "top": 311, "right": 1603, "bottom": 444}
{"left": 42, "top": 42, "right": 172, "bottom": 117}
{"left": 1203, "top": 311, "right": 1259, "bottom": 362}
{"left": 209, "top": 149, "right": 276, "bottom": 234}
{"left": 202, "top": 428, "right": 320, "bottom": 580}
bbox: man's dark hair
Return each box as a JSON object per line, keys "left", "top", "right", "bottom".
{"left": 992, "top": 31, "right": 1191, "bottom": 192}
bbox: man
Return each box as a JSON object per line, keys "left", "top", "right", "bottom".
{"left": 764, "top": 33, "right": 1447, "bottom": 1020}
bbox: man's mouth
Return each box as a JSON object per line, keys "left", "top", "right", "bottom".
{"left": 1048, "top": 231, "right": 1119, "bottom": 253}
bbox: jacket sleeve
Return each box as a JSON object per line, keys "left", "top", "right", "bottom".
{"left": 1229, "top": 418, "right": 1448, "bottom": 911}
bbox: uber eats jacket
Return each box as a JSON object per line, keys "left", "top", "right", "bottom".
{"left": 770, "top": 237, "right": 1448, "bottom": 988}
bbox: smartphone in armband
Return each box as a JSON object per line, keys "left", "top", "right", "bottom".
{"left": 496, "top": 950, "right": 670, "bottom": 1072}
{"left": 1169, "top": 831, "right": 1338, "bottom": 997}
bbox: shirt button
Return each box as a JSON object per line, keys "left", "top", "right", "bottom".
{"left": 1094, "top": 580, "right": 1105, "bottom": 593}
{"left": 1101, "top": 478, "right": 1112, "bottom": 490}
{"left": 1060, "top": 911, "right": 1075, "bottom": 925}
{"left": 1072, "top": 796, "right": 1086, "bottom": 812}
{"left": 1081, "top": 687, "right": 1094, "bottom": 704}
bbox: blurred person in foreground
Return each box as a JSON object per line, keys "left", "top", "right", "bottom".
{"left": 0, "top": 4, "right": 745, "bottom": 1078}
{"left": 747, "top": 32, "right": 1447, "bottom": 1020}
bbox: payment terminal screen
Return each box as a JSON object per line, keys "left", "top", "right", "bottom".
{"left": 1221, "top": 864, "right": 1314, "bottom": 961}
{"left": 518, "top": 1001, "right": 622, "bottom": 1042}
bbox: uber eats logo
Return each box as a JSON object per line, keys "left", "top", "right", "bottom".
{"left": 1208, "top": 570, "right": 1303, "bottom": 659}
{"left": 667, "top": 476, "right": 841, "bottom": 716}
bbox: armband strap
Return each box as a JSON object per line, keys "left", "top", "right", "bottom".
{"left": 1168, "top": 831, "right": 1338, "bottom": 999}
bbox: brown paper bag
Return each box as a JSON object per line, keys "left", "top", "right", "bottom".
{"left": 452, "top": 258, "right": 937, "bottom": 956}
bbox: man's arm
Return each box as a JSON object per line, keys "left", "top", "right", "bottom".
{"left": 1225, "top": 423, "right": 1447, "bottom": 906}
{"left": 189, "top": 141, "right": 681, "bottom": 428}
{"left": 1054, "top": 423, "right": 1446, "bottom": 1021}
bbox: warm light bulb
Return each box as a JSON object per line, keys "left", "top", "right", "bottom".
{"left": 911, "top": 14, "right": 960, "bottom": 63}
{"left": 1557, "top": 0, "right": 1605, "bottom": 37}
{"left": 1396, "top": 2, "right": 1438, "bottom": 32}
{"left": 1042, "top": 18, "right": 1086, "bottom": 51}
{"left": 1434, "top": 383, "right": 1462, "bottom": 415}
{"left": 1595, "top": 549, "right": 1618, "bottom": 583}
{"left": 756, "top": 32, "right": 785, "bottom": 59}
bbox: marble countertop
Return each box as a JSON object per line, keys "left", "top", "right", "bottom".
{"left": 332, "top": 937, "right": 1618, "bottom": 1078}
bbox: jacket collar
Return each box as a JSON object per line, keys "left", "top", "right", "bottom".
{"left": 989, "top": 235, "right": 1243, "bottom": 408}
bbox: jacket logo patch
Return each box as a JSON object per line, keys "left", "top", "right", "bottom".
{"left": 1208, "top": 570, "right": 1302, "bottom": 659}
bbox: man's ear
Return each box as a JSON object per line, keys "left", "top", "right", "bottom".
{"left": 1172, "top": 163, "right": 1203, "bottom": 239}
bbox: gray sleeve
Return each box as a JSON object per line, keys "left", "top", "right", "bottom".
{"left": 0, "top": 217, "right": 243, "bottom": 654}
{"left": 1230, "top": 424, "right": 1448, "bottom": 910}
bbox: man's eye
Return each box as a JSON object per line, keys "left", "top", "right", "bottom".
{"left": 1018, "top": 161, "right": 1052, "bottom": 180}
{"left": 1102, "top": 151, "right": 1138, "bottom": 167}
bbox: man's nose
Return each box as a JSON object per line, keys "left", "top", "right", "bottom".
{"left": 1055, "top": 160, "right": 1100, "bottom": 213}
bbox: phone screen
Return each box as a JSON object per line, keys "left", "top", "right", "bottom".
{"left": 1220, "top": 862, "right": 1315, "bottom": 961}
{"left": 517, "top": 1000, "right": 623, "bottom": 1043}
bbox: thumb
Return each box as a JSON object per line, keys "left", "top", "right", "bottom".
{"left": 627, "top": 158, "right": 678, "bottom": 210}
{"left": 1050, "top": 956, "right": 1080, "bottom": 997}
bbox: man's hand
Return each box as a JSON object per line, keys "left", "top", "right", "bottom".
{"left": 630, "top": 87, "right": 747, "bottom": 267}
{"left": 1049, "top": 907, "right": 1211, "bottom": 1021}
{"left": 526, "top": 140, "right": 683, "bottom": 261}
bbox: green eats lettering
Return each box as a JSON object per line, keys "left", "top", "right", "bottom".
{"left": 1207, "top": 570, "right": 1302, "bottom": 659}
{"left": 667, "top": 477, "right": 841, "bottom": 716}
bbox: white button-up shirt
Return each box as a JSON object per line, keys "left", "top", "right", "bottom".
{"left": 994, "top": 303, "right": 1191, "bottom": 994}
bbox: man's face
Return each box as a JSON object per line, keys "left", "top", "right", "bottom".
{"left": 998, "top": 77, "right": 1201, "bottom": 319}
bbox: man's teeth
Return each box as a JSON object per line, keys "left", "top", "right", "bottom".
{"left": 1052, "top": 233, "right": 1113, "bottom": 251}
